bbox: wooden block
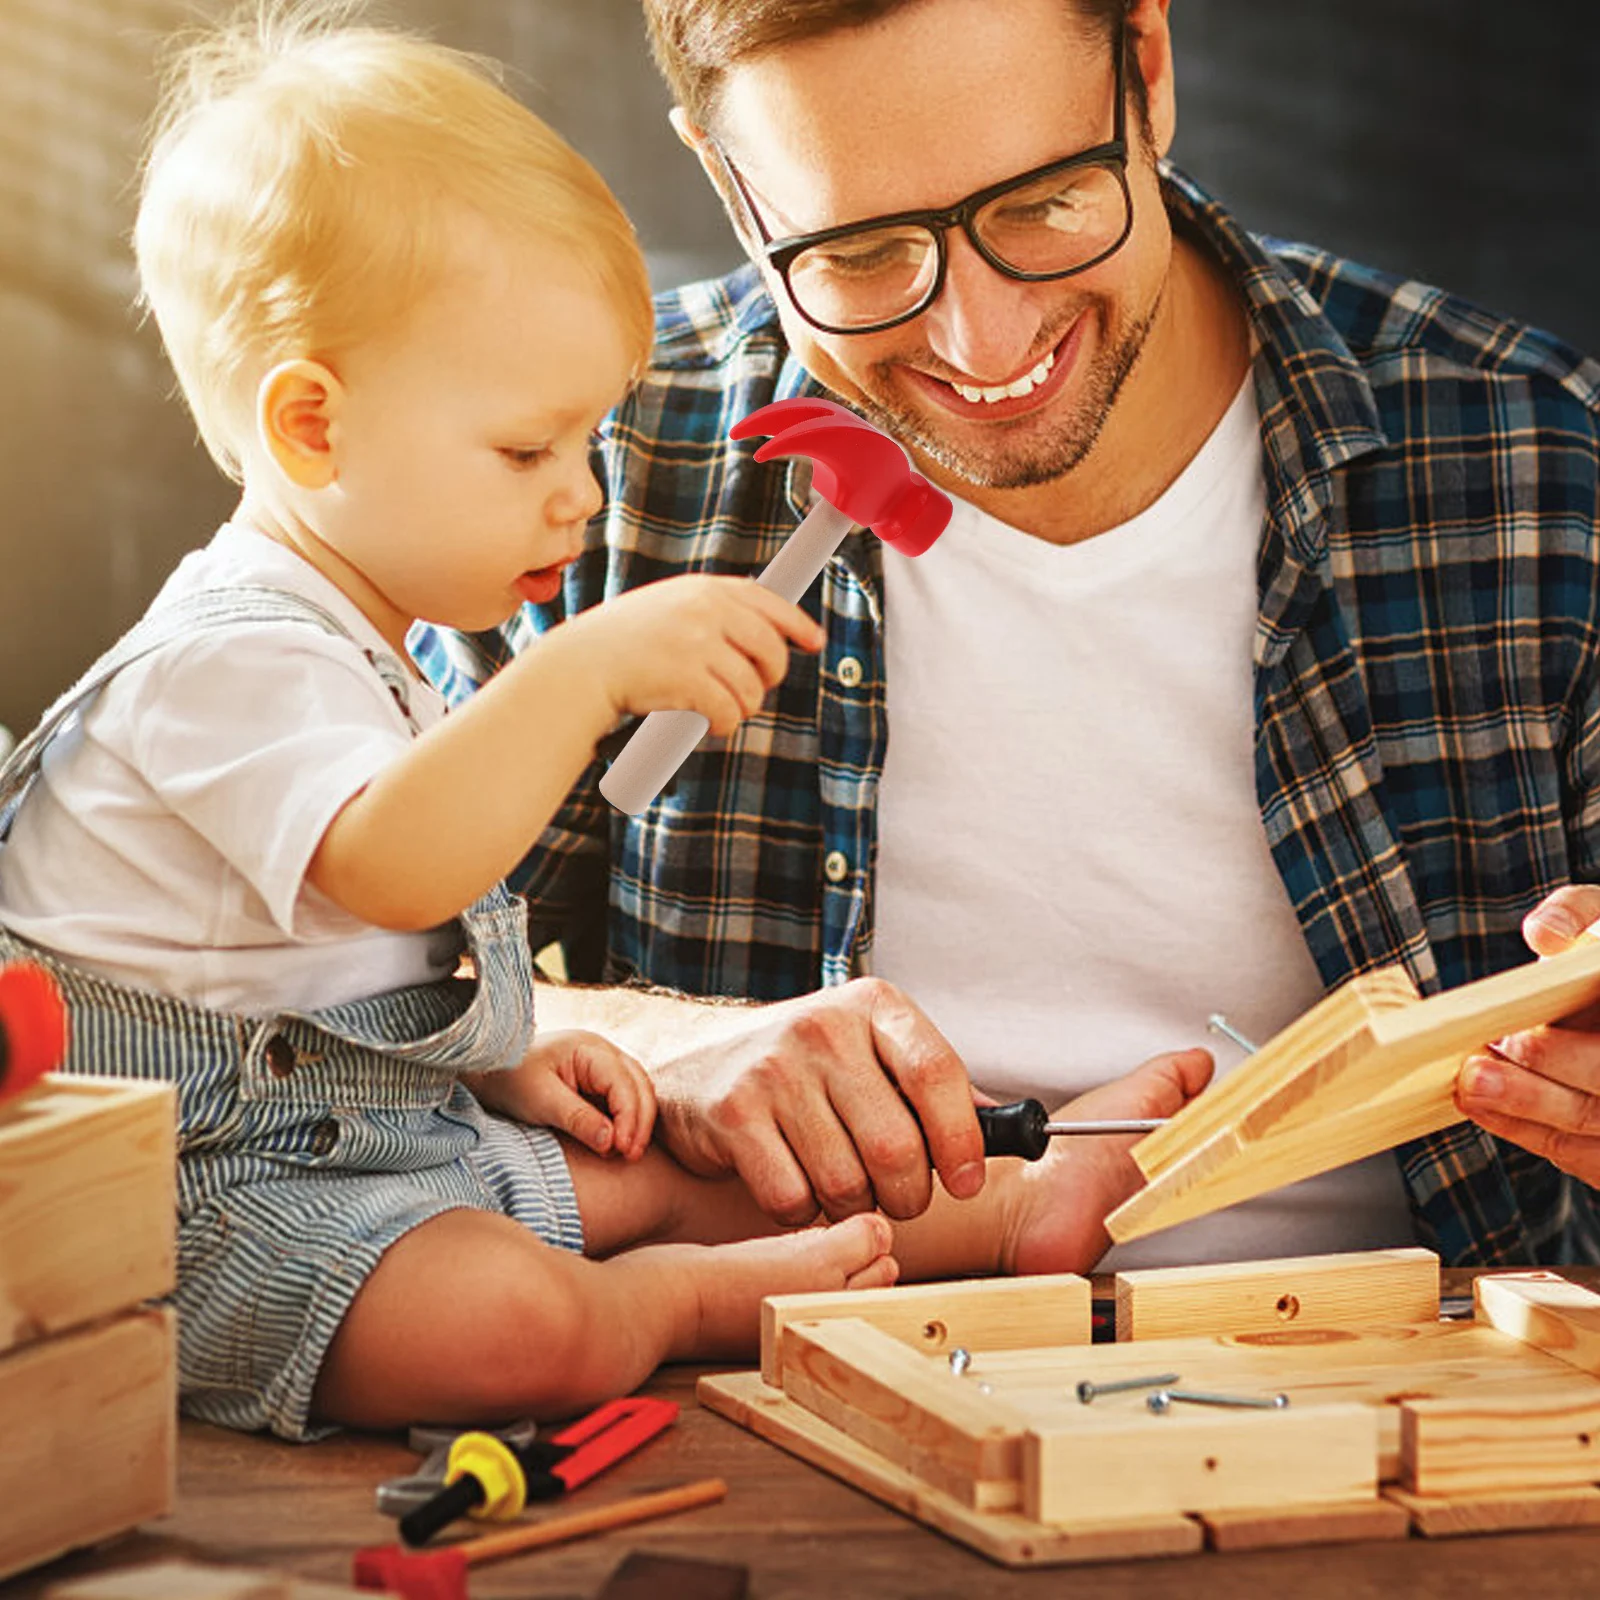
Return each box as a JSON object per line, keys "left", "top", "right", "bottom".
{"left": 779, "top": 1318, "right": 1027, "bottom": 1509}
{"left": 761, "top": 1274, "right": 1088, "bottom": 1388}
{"left": 1114, "top": 1249, "right": 1440, "bottom": 1341}
{"left": 1474, "top": 1270, "right": 1600, "bottom": 1376}
{"left": 41, "top": 1562, "right": 370, "bottom": 1599}
{"left": 0, "top": 1073, "right": 176, "bottom": 1355}
{"left": 1400, "top": 1383, "right": 1600, "bottom": 1494}
{"left": 697, "top": 1370, "right": 1202, "bottom": 1566}
{"left": 46, "top": 1567, "right": 286, "bottom": 1600}
{"left": 1198, "top": 1496, "right": 1411, "bottom": 1551}
{"left": 1026, "top": 1402, "right": 1378, "bottom": 1524}
{"left": 0, "top": 1309, "right": 176, "bottom": 1582}
{"left": 1385, "top": 1482, "right": 1600, "bottom": 1537}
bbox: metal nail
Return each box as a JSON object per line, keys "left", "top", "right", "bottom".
{"left": 1205, "top": 1013, "right": 1260, "bottom": 1054}
{"left": 1076, "top": 1372, "right": 1181, "bottom": 1404}
{"left": 1147, "top": 1388, "right": 1290, "bottom": 1413}
{"left": 948, "top": 1347, "right": 972, "bottom": 1376}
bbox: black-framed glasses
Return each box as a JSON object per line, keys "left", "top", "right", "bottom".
{"left": 712, "top": 18, "right": 1132, "bottom": 336}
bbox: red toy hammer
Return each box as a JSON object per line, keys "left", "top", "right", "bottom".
{"left": 598, "top": 399, "right": 951, "bottom": 815}
{"left": 354, "top": 1476, "right": 726, "bottom": 1598}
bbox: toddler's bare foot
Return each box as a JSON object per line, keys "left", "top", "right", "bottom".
{"left": 686, "top": 1212, "right": 898, "bottom": 1358}
{"left": 998, "top": 1049, "right": 1213, "bottom": 1275}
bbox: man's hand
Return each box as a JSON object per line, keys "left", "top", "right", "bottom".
{"left": 1455, "top": 884, "right": 1600, "bottom": 1188}
{"left": 462, "top": 1029, "right": 656, "bottom": 1160}
{"left": 648, "top": 977, "right": 987, "bottom": 1225}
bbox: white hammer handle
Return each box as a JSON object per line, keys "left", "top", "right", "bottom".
{"left": 599, "top": 499, "right": 856, "bottom": 815}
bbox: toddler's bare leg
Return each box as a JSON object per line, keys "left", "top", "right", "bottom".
{"left": 311, "top": 1204, "right": 896, "bottom": 1431}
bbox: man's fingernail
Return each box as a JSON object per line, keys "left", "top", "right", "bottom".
{"left": 947, "top": 1161, "right": 985, "bottom": 1199}
{"left": 1531, "top": 904, "right": 1584, "bottom": 941}
{"left": 1462, "top": 1062, "right": 1504, "bottom": 1102}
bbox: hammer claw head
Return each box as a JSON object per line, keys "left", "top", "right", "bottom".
{"left": 728, "top": 396, "right": 858, "bottom": 441}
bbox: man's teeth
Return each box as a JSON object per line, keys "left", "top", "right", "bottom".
{"left": 950, "top": 350, "right": 1055, "bottom": 405}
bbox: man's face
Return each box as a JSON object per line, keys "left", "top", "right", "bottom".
{"left": 709, "top": 0, "right": 1175, "bottom": 491}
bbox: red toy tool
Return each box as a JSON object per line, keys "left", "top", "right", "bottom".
{"left": 0, "top": 960, "right": 68, "bottom": 1107}
{"left": 599, "top": 398, "right": 952, "bottom": 814}
{"left": 398, "top": 1396, "right": 678, "bottom": 1546}
{"left": 354, "top": 1476, "right": 727, "bottom": 1599}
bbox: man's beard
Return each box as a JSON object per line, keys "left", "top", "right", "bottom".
{"left": 853, "top": 291, "right": 1161, "bottom": 491}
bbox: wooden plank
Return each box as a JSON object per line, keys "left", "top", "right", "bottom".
{"left": 1198, "top": 1497, "right": 1411, "bottom": 1551}
{"left": 697, "top": 1370, "right": 1202, "bottom": 1566}
{"left": 0, "top": 1074, "right": 176, "bottom": 1355}
{"left": 1474, "top": 1271, "right": 1600, "bottom": 1376}
{"left": 760, "top": 1274, "right": 1089, "bottom": 1388}
{"left": 45, "top": 1563, "right": 370, "bottom": 1598}
{"left": 1114, "top": 939, "right": 1600, "bottom": 1245}
{"left": 1386, "top": 1482, "right": 1600, "bottom": 1537}
{"left": 1025, "top": 1403, "right": 1379, "bottom": 1524}
{"left": 1401, "top": 1383, "right": 1600, "bottom": 1494}
{"left": 1131, "top": 971, "right": 1417, "bottom": 1178}
{"left": 778, "top": 1318, "right": 1027, "bottom": 1509}
{"left": 0, "top": 1309, "right": 176, "bottom": 1582}
{"left": 1114, "top": 1249, "right": 1440, "bottom": 1341}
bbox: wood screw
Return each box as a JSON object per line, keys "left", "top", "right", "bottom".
{"left": 1076, "top": 1372, "right": 1181, "bottom": 1404}
{"left": 1147, "top": 1388, "right": 1290, "bottom": 1414}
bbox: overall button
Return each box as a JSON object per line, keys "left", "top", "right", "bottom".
{"left": 309, "top": 1117, "right": 340, "bottom": 1157}
{"left": 837, "top": 656, "right": 863, "bottom": 688}
{"left": 263, "top": 1034, "right": 297, "bottom": 1078}
{"left": 824, "top": 850, "right": 850, "bottom": 884}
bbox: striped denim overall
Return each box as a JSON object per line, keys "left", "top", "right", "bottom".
{"left": 0, "top": 586, "right": 582, "bottom": 1439}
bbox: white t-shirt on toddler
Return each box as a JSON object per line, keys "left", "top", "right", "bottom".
{"left": 0, "top": 521, "right": 462, "bottom": 1015}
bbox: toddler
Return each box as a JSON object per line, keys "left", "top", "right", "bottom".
{"left": 0, "top": 2, "right": 1204, "bottom": 1440}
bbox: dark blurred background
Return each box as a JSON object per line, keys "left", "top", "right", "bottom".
{"left": 3, "top": 0, "right": 1597, "bottom": 741}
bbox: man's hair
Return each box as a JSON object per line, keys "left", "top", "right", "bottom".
{"left": 135, "top": 1, "right": 653, "bottom": 482}
{"left": 641, "top": 0, "right": 1143, "bottom": 136}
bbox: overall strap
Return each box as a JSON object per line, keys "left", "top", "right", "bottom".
{"left": 0, "top": 586, "right": 365, "bottom": 834}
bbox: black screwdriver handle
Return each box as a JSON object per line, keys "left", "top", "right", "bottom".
{"left": 399, "top": 1472, "right": 485, "bottom": 1547}
{"left": 975, "top": 1098, "right": 1052, "bottom": 1162}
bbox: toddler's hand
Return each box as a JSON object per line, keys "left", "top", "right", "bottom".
{"left": 570, "top": 575, "right": 826, "bottom": 737}
{"left": 465, "top": 1030, "right": 655, "bottom": 1158}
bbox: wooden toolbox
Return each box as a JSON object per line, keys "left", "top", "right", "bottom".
{"left": 700, "top": 1248, "right": 1600, "bottom": 1566}
{"left": 0, "top": 1073, "right": 179, "bottom": 1581}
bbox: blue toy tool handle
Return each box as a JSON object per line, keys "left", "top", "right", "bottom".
{"left": 599, "top": 499, "right": 855, "bottom": 816}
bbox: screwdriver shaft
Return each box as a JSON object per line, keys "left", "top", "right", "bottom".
{"left": 1042, "top": 1118, "right": 1167, "bottom": 1135}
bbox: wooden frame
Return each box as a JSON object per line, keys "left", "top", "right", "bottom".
{"left": 701, "top": 1253, "right": 1600, "bottom": 1566}
{"left": 1107, "top": 938, "right": 1600, "bottom": 1244}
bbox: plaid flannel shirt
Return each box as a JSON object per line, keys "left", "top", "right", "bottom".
{"left": 415, "top": 166, "right": 1600, "bottom": 1267}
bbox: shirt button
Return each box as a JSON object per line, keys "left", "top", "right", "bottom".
{"left": 263, "top": 1034, "right": 297, "bottom": 1078}
{"left": 837, "top": 656, "right": 863, "bottom": 688}
{"left": 309, "top": 1118, "right": 340, "bottom": 1157}
{"left": 824, "top": 850, "right": 850, "bottom": 884}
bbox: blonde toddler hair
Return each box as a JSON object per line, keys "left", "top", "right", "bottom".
{"left": 135, "top": 1, "right": 654, "bottom": 481}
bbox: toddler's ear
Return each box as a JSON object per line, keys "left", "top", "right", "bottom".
{"left": 257, "top": 360, "right": 343, "bottom": 489}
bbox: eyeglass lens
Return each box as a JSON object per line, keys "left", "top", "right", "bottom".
{"left": 785, "top": 162, "right": 1128, "bottom": 332}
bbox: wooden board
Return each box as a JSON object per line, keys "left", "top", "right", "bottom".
{"left": 1400, "top": 1384, "right": 1600, "bottom": 1494}
{"left": 1109, "top": 938, "right": 1600, "bottom": 1244}
{"left": 1114, "top": 1249, "right": 1440, "bottom": 1341}
{"left": 0, "top": 1309, "right": 177, "bottom": 1582}
{"left": 697, "top": 1370, "right": 1202, "bottom": 1566}
{"left": 1385, "top": 1482, "right": 1600, "bottom": 1537}
{"left": 45, "top": 1562, "right": 369, "bottom": 1599}
{"left": 761, "top": 1274, "right": 1088, "bottom": 1388}
{"left": 0, "top": 1073, "right": 176, "bottom": 1356}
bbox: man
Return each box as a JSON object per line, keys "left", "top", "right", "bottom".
{"left": 417, "top": 0, "right": 1600, "bottom": 1267}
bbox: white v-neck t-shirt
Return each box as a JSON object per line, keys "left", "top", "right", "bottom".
{"left": 873, "top": 378, "right": 1415, "bottom": 1268}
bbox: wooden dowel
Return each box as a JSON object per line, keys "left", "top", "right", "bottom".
{"left": 459, "top": 1477, "right": 727, "bottom": 1565}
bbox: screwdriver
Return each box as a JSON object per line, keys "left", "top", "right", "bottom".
{"left": 975, "top": 1099, "right": 1167, "bottom": 1161}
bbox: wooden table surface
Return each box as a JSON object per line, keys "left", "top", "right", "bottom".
{"left": 15, "top": 1270, "right": 1600, "bottom": 1600}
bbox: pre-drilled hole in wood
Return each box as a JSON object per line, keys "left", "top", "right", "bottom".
{"left": 922, "top": 1320, "right": 947, "bottom": 1347}
{"left": 1276, "top": 1294, "right": 1300, "bottom": 1320}
{"left": 1204, "top": 1457, "right": 1219, "bottom": 1472}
